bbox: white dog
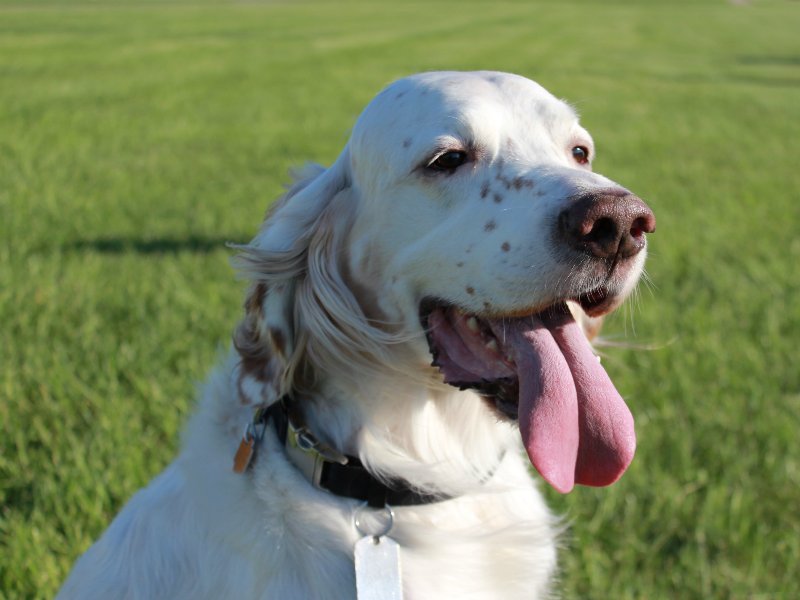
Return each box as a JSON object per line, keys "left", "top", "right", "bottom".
{"left": 58, "top": 71, "right": 655, "bottom": 599}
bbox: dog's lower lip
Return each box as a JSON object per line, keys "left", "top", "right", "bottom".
{"left": 574, "top": 286, "right": 613, "bottom": 316}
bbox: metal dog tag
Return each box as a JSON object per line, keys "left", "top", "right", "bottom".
{"left": 354, "top": 535, "right": 403, "bottom": 600}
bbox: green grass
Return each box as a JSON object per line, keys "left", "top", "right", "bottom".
{"left": 2, "top": 1, "right": 799, "bottom": 598}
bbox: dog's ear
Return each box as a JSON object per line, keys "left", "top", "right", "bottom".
{"left": 232, "top": 151, "right": 351, "bottom": 405}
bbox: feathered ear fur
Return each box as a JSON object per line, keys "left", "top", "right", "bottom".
{"left": 231, "top": 152, "right": 352, "bottom": 406}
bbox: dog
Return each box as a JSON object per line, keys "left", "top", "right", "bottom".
{"left": 58, "top": 71, "right": 655, "bottom": 599}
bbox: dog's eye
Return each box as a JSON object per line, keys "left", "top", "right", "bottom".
{"left": 572, "top": 146, "right": 590, "bottom": 165}
{"left": 428, "top": 150, "right": 468, "bottom": 172}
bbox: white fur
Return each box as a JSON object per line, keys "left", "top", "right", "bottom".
{"left": 58, "top": 71, "right": 647, "bottom": 600}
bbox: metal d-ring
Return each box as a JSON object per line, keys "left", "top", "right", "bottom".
{"left": 353, "top": 503, "right": 395, "bottom": 540}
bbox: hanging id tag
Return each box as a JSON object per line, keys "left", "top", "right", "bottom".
{"left": 353, "top": 504, "right": 403, "bottom": 600}
{"left": 232, "top": 416, "right": 266, "bottom": 474}
{"left": 354, "top": 535, "right": 403, "bottom": 600}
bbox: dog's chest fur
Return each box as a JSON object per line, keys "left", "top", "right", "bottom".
{"left": 59, "top": 355, "right": 557, "bottom": 600}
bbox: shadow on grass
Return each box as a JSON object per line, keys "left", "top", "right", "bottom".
{"left": 736, "top": 55, "right": 800, "bottom": 67}
{"left": 66, "top": 235, "right": 248, "bottom": 255}
{"left": 731, "top": 55, "right": 800, "bottom": 88}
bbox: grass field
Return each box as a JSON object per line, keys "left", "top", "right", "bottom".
{"left": 2, "top": 1, "right": 799, "bottom": 598}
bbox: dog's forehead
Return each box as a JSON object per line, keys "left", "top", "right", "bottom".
{"left": 351, "top": 71, "right": 578, "bottom": 154}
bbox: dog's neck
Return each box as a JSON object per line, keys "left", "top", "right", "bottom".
{"left": 289, "top": 355, "right": 517, "bottom": 499}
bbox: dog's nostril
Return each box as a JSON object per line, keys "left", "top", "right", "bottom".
{"left": 585, "top": 217, "right": 618, "bottom": 247}
{"left": 631, "top": 212, "right": 656, "bottom": 238}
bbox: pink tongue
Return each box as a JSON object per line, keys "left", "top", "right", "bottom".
{"left": 498, "top": 313, "right": 636, "bottom": 493}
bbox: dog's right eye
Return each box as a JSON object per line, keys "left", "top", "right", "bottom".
{"left": 571, "top": 146, "right": 590, "bottom": 165}
{"left": 428, "top": 150, "right": 468, "bottom": 172}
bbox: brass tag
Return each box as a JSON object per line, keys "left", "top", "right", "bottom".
{"left": 232, "top": 435, "right": 255, "bottom": 473}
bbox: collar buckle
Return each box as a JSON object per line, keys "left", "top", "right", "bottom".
{"left": 286, "top": 420, "right": 348, "bottom": 488}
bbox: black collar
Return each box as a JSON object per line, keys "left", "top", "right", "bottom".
{"left": 248, "top": 397, "right": 449, "bottom": 508}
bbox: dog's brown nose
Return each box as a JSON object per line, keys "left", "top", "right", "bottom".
{"left": 558, "top": 191, "right": 656, "bottom": 259}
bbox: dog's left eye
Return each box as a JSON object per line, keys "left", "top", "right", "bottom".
{"left": 572, "top": 146, "right": 590, "bottom": 165}
{"left": 428, "top": 150, "right": 468, "bottom": 172}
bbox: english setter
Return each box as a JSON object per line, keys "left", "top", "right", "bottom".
{"left": 58, "top": 71, "right": 655, "bottom": 599}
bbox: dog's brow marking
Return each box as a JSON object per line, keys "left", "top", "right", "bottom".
{"left": 501, "top": 242, "right": 511, "bottom": 252}
{"left": 484, "top": 220, "right": 497, "bottom": 232}
{"left": 493, "top": 193, "right": 504, "bottom": 204}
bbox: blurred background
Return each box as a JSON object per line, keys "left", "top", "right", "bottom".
{"left": 1, "top": 1, "right": 798, "bottom": 597}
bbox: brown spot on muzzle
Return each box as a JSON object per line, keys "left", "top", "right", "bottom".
{"left": 512, "top": 176, "right": 534, "bottom": 190}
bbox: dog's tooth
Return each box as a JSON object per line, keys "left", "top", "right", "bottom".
{"left": 595, "top": 354, "right": 602, "bottom": 363}
{"left": 485, "top": 339, "right": 499, "bottom": 353}
{"left": 466, "top": 316, "right": 479, "bottom": 332}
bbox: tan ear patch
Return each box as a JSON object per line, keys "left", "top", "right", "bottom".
{"left": 233, "top": 282, "right": 275, "bottom": 383}
{"left": 246, "top": 282, "right": 268, "bottom": 313}
{"left": 233, "top": 314, "right": 272, "bottom": 383}
{"left": 269, "top": 327, "right": 287, "bottom": 359}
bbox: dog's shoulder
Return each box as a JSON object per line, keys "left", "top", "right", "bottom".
{"left": 57, "top": 464, "right": 195, "bottom": 599}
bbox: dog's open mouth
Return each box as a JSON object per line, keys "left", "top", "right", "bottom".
{"left": 420, "top": 290, "right": 635, "bottom": 493}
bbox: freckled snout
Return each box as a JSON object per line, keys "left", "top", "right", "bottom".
{"left": 558, "top": 190, "right": 656, "bottom": 259}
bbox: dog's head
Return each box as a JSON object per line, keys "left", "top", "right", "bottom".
{"left": 234, "top": 71, "right": 655, "bottom": 493}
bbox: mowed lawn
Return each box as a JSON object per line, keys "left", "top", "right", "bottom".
{"left": 1, "top": 1, "right": 798, "bottom": 597}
